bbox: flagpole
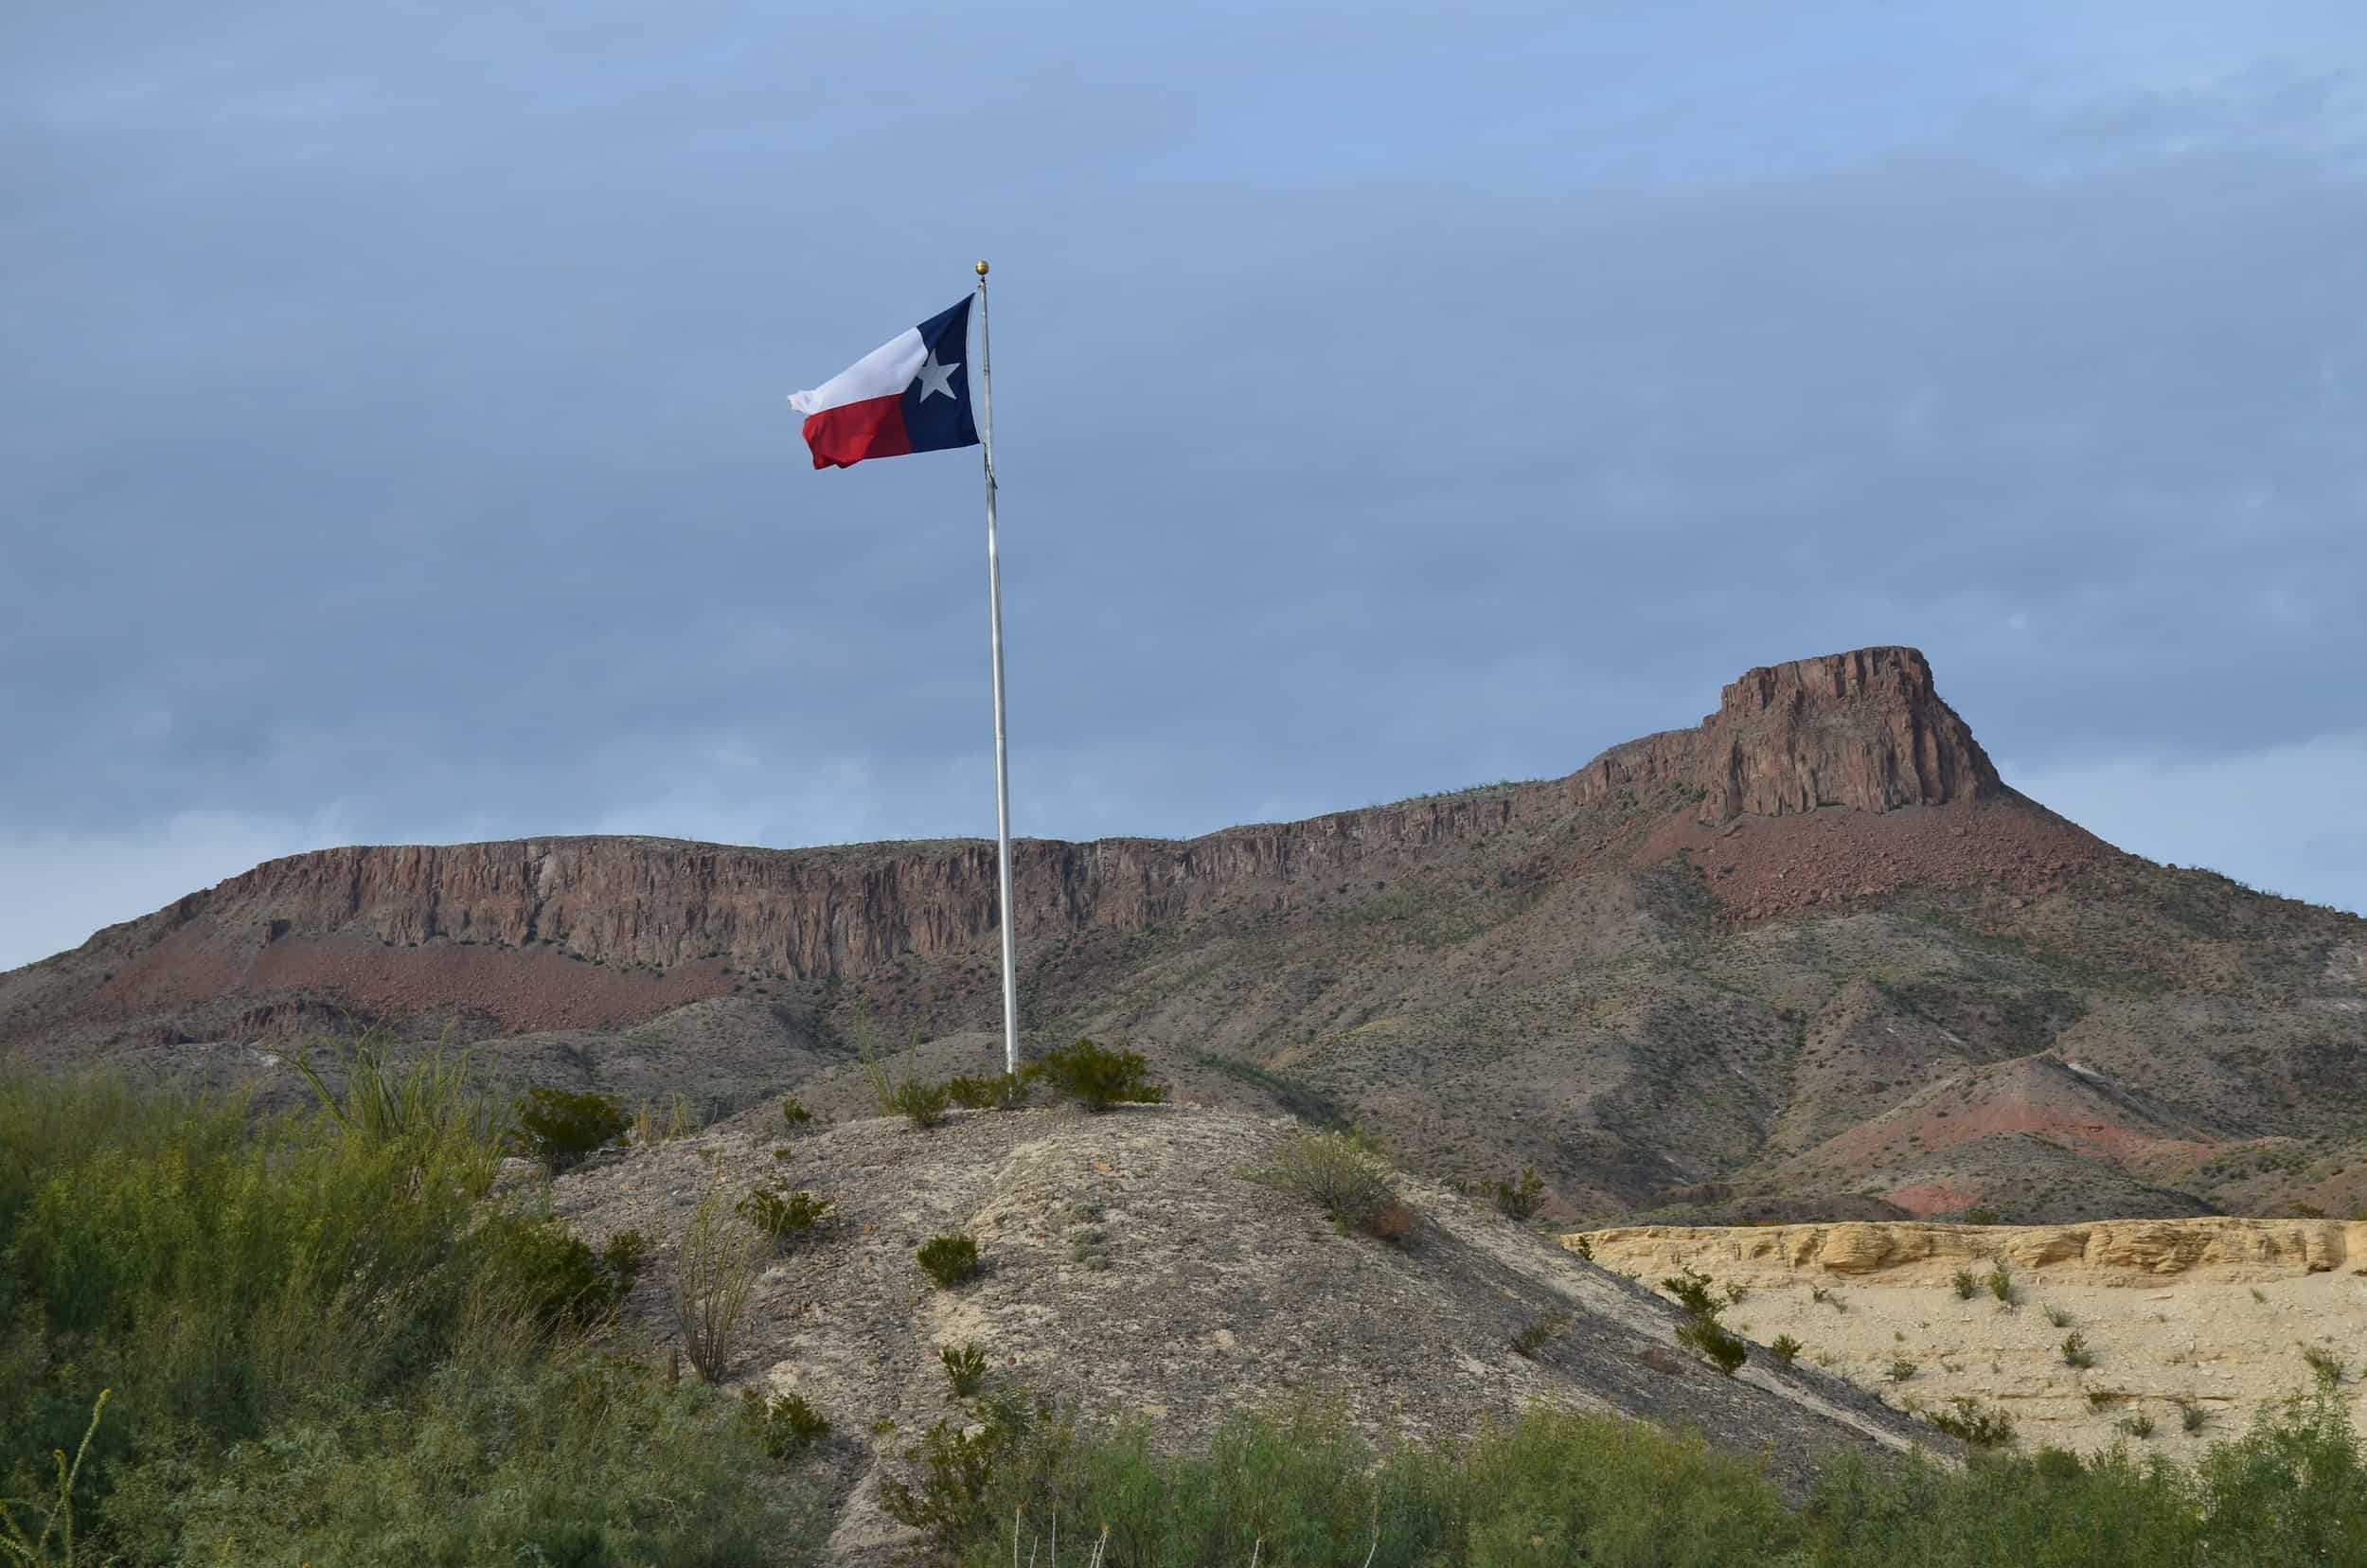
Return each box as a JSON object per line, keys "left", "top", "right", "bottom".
{"left": 975, "top": 259, "right": 1021, "bottom": 1079}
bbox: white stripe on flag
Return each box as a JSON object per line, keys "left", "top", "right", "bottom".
{"left": 788, "top": 326, "right": 926, "bottom": 415}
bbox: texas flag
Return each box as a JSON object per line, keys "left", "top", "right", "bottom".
{"left": 787, "top": 297, "right": 979, "bottom": 470}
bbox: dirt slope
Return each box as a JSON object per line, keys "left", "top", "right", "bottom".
{"left": 549, "top": 1101, "right": 1942, "bottom": 1561}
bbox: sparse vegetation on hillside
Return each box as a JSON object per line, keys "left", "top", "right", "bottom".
{"left": 0, "top": 1064, "right": 807, "bottom": 1563}
{"left": 1662, "top": 1267, "right": 1750, "bottom": 1376}
{"left": 1927, "top": 1396, "right": 2015, "bottom": 1448}
{"left": 917, "top": 1233, "right": 981, "bottom": 1289}
{"left": 1491, "top": 1167, "right": 1548, "bottom": 1221}
{"left": 738, "top": 1185, "right": 832, "bottom": 1248}
{"left": 1255, "top": 1129, "right": 1415, "bottom": 1243}
{"left": 517, "top": 1085, "right": 629, "bottom": 1171}
{"left": 1026, "top": 1038, "right": 1166, "bottom": 1111}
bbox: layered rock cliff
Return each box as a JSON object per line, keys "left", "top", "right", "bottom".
{"left": 13, "top": 645, "right": 2032, "bottom": 1035}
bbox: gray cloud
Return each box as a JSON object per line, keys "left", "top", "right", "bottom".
{"left": 4, "top": 2, "right": 2363, "bottom": 966}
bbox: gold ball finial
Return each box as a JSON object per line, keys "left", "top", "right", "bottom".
{"left": 974, "top": 258, "right": 989, "bottom": 276}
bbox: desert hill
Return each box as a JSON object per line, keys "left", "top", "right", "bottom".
{"left": 5, "top": 645, "right": 2362, "bottom": 1224}
{"left": 548, "top": 1098, "right": 1939, "bottom": 1561}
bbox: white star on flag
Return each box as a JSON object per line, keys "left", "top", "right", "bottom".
{"left": 915, "top": 347, "right": 960, "bottom": 402}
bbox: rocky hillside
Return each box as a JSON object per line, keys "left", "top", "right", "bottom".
{"left": 1568, "top": 1220, "right": 2367, "bottom": 1458}
{"left": 5, "top": 645, "right": 2362, "bottom": 1224}
{"left": 549, "top": 1099, "right": 1941, "bottom": 1562}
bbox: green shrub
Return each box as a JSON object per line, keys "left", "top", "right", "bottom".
{"left": 516, "top": 1086, "right": 628, "bottom": 1171}
{"left": 879, "top": 1389, "right": 1052, "bottom": 1554}
{"left": 860, "top": 1032, "right": 952, "bottom": 1130}
{"left": 0, "top": 1063, "right": 808, "bottom": 1565}
{"left": 1662, "top": 1268, "right": 1750, "bottom": 1377}
{"left": 2061, "top": 1331, "right": 2096, "bottom": 1369}
{"left": 742, "top": 1389, "right": 831, "bottom": 1459}
{"left": 115, "top": 1346, "right": 803, "bottom": 1564}
{"left": 489, "top": 1218, "right": 650, "bottom": 1330}
{"left": 1491, "top": 1167, "right": 1547, "bottom": 1221}
{"left": 1025, "top": 1039, "right": 1166, "bottom": 1111}
{"left": 2180, "top": 1400, "right": 2209, "bottom": 1434}
{"left": 1887, "top": 1358, "right": 1918, "bottom": 1383}
{"left": 2043, "top": 1303, "right": 2073, "bottom": 1327}
{"left": 1255, "top": 1129, "right": 1406, "bottom": 1240}
{"left": 1951, "top": 1268, "right": 1978, "bottom": 1300}
{"left": 1928, "top": 1396, "right": 2015, "bottom": 1448}
{"left": 886, "top": 1078, "right": 952, "bottom": 1130}
{"left": 941, "top": 1344, "right": 989, "bottom": 1397}
{"left": 2303, "top": 1345, "right": 2348, "bottom": 1388}
{"left": 1770, "top": 1334, "right": 1804, "bottom": 1367}
{"left": 780, "top": 1095, "right": 815, "bottom": 1130}
{"left": 1986, "top": 1265, "right": 2016, "bottom": 1305}
{"left": 739, "top": 1185, "right": 832, "bottom": 1247}
{"left": 944, "top": 1074, "right": 1031, "bottom": 1111}
{"left": 1964, "top": 1205, "right": 2002, "bottom": 1225}
{"left": 2118, "top": 1413, "right": 2156, "bottom": 1440}
{"left": 1511, "top": 1313, "right": 1567, "bottom": 1359}
{"left": 918, "top": 1234, "right": 981, "bottom": 1289}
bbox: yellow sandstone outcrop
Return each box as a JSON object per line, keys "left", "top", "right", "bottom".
{"left": 1565, "top": 1218, "right": 2367, "bottom": 1287}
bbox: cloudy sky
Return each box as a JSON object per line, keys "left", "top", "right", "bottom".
{"left": 4, "top": 1, "right": 2362, "bottom": 968}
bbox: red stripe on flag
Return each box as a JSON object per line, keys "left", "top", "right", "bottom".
{"left": 801, "top": 393, "right": 913, "bottom": 470}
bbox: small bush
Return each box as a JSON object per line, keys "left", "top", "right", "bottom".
{"left": 2043, "top": 1303, "right": 2074, "bottom": 1327}
{"left": 1964, "top": 1204, "right": 2003, "bottom": 1225}
{"left": 492, "top": 1218, "right": 649, "bottom": 1330}
{"left": 1256, "top": 1130, "right": 1402, "bottom": 1239}
{"left": 1929, "top": 1396, "right": 2016, "bottom": 1448}
{"left": 1986, "top": 1265, "right": 2017, "bottom": 1305}
{"left": 2118, "top": 1413, "right": 2156, "bottom": 1440}
{"left": 886, "top": 1078, "right": 952, "bottom": 1131}
{"left": 1663, "top": 1268, "right": 1748, "bottom": 1376}
{"left": 742, "top": 1388, "right": 831, "bottom": 1459}
{"left": 941, "top": 1344, "right": 989, "bottom": 1397}
{"left": 1951, "top": 1268, "right": 1978, "bottom": 1300}
{"left": 944, "top": 1073, "right": 1030, "bottom": 1111}
{"left": 1888, "top": 1358, "right": 1918, "bottom": 1383}
{"left": 1770, "top": 1334, "right": 1804, "bottom": 1367}
{"left": 918, "top": 1233, "right": 981, "bottom": 1289}
{"left": 2180, "top": 1400, "right": 2208, "bottom": 1434}
{"left": 2060, "top": 1331, "right": 2095, "bottom": 1368}
{"left": 672, "top": 1184, "right": 761, "bottom": 1382}
{"left": 1810, "top": 1284, "right": 1844, "bottom": 1310}
{"left": 2088, "top": 1388, "right": 2128, "bottom": 1410}
{"left": 1679, "top": 1318, "right": 1749, "bottom": 1376}
{"left": 780, "top": 1095, "right": 815, "bottom": 1129}
{"left": 2303, "top": 1345, "right": 2348, "bottom": 1387}
{"left": 1026, "top": 1039, "right": 1167, "bottom": 1111}
{"left": 1491, "top": 1167, "right": 1547, "bottom": 1221}
{"left": 517, "top": 1086, "right": 628, "bottom": 1171}
{"left": 1511, "top": 1313, "right": 1567, "bottom": 1359}
{"left": 1568, "top": 1234, "right": 1594, "bottom": 1261}
{"left": 739, "top": 1185, "right": 832, "bottom": 1247}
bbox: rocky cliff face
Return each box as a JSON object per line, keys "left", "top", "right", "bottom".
{"left": 1572, "top": 646, "right": 2001, "bottom": 820}
{"left": 25, "top": 646, "right": 2017, "bottom": 1026}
